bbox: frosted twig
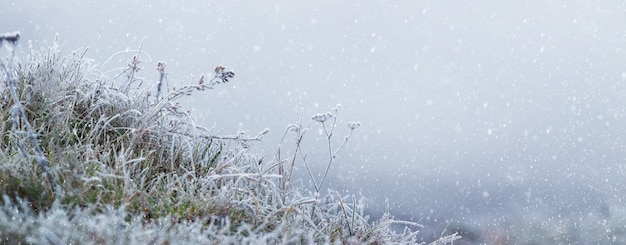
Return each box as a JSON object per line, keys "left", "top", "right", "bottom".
{"left": 155, "top": 61, "right": 166, "bottom": 101}
{"left": 276, "top": 110, "right": 307, "bottom": 199}
{"left": 160, "top": 65, "right": 235, "bottom": 103}
{"left": 307, "top": 105, "right": 359, "bottom": 218}
{"left": 429, "top": 233, "right": 461, "bottom": 245}
{"left": 211, "top": 128, "right": 268, "bottom": 142}
{"left": 314, "top": 105, "right": 354, "bottom": 194}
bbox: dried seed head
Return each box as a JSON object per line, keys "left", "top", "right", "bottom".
{"left": 347, "top": 121, "right": 361, "bottom": 130}
{"left": 312, "top": 112, "right": 334, "bottom": 123}
{"left": 215, "top": 65, "right": 225, "bottom": 74}
{"left": 221, "top": 70, "right": 235, "bottom": 82}
{"left": 156, "top": 61, "right": 166, "bottom": 72}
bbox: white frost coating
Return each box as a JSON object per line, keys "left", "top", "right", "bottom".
{"left": 0, "top": 37, "right": 459, "bottom": 244}
{"left": 311, "top": 112, "right": 333, "bottom": 122}
{"left": 347, "top": 121, "right": 361, "bottom": 129}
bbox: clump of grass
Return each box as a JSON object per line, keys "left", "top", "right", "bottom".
{"left": 0, "top": 32, "right": 55, "bottom": 200}
{"left": 0, "top": 34, "right": 460, "bottom": 244}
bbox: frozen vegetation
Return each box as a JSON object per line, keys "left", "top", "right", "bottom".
{"left": 0, "top": 33, "right": 460, "bottom": 244}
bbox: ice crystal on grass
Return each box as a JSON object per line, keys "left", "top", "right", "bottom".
{"left": 0, "top": 34, "right": 459, "bottom": 244}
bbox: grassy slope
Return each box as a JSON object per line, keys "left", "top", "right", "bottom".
{"left": 0, "top": 38, "right": 460, "bottom": 244}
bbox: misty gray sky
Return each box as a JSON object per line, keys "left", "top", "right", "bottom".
{"left": 4, "top": 0, "right": 626, "bottom": 240}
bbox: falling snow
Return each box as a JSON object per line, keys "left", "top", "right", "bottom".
{"left": 3, "top": 0, "right": 626, "bottom": 243}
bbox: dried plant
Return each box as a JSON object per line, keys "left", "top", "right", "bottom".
{"left": 0, "top": 32, "right": 55, "bottom": 194}
{"left": 0, "top": 33, "right": 460, "bottom": 244}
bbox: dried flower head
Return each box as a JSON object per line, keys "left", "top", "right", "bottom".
{"left": 215, "top": 65, "right": 225, "bottom": 74}
{"left": 220, "top": 70, "right": 235, "bottom": 83}
{"left": 312, "top": 112, "right": 334, "bottom": 123}
{"left": 347, "top": 121, "right": 361, "bottom": 129}
{"left": 156, "top": 61, "right": 166, "bottom": 73}
{"left": 212, "top": 65, "right": 235, "bottom": 83}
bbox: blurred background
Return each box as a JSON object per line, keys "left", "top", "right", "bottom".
{"left": 3, "top": 0, "right": 626, "bottom": 242}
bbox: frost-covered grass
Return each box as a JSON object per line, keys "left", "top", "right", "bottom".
{"left": 0, "top": 34, "right": 459, "bottom": 244}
